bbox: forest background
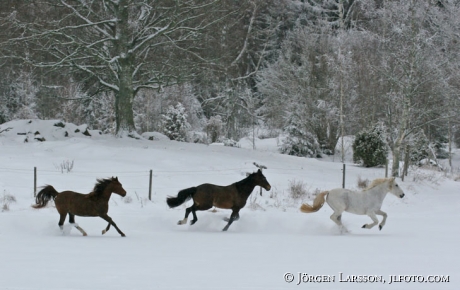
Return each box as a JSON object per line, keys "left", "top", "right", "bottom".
{"left": 1, "top": 0, "right": 460, "bottom": 177}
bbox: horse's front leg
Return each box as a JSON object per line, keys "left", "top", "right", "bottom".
{"left": 222, "top": 209, "right": 240, "bottom": 231}
{"left": 362, "top": 212, "right": 379, "bottom": 229}
{"left": 223, "top": 213, "right": 239, "bottom": 222}
{"left": 100, "top": 214, "right": 126, "bottom": 237}
{"left": 375, "top": 209, "right": 388, "bottom": 230}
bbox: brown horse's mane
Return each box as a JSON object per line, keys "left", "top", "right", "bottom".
{"left": 364, "top": 177, "right": 394, "bottom": 191}
{"left": 88, "top": 177, "right": 115, "bottom": 197}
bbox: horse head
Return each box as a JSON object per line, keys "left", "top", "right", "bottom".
{"left": 111, "top": 176, "right": 127, "bottom": 197}
{"left": 389, "top": 178, "right": 405, "bottom": 198}
{"left": 253, "top": 169, "right": 271, "bottom": 193}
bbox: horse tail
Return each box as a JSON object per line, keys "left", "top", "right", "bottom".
{"left": 32, "top": 185, "right": 59, "bottom": 209}
{"left": 300, "top": 191, "right": 329, "bottom": 213}
{"left": 166, "top": 187, "right": 196, "bottom": 208}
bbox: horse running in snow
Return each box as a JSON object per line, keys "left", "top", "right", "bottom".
{"left": 32, "top": 177, "right": 127, "bottom": 237}
{"left": 166, "top": 169, "right": 271, "bottom": 231}
{"left": 300, "top": 177, "right": 404, "bottom": 231}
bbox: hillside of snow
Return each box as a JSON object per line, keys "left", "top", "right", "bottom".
{"left": 0, "top": 119, "right": 459, "bottom": 290}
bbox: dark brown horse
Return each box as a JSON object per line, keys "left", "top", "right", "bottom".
{"left": 166, "top": 169, "right": 271, "bottom": 231}
{"left": 32, "top": 177, "right": 127, "bottom": 237}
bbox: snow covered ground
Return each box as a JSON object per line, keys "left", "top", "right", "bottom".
{"left": 0, "top": 119, "right": 459, "bottom": 290}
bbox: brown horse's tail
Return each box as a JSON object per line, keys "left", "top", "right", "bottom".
{"left": 166, "top": 187, "right": 196, "bottom": 208}
{"left": 32, "top": 185, "right": 59, "bottom": 208}
{"left": 300, "top": 191, "right": 329, "bottom": 213}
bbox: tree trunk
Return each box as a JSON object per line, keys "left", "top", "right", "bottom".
{"left": 114, "top": 0, "right": 136, "bottom": 136}
{"left": 391, "top": 133, "right": 405, "bottom": 177}
{"left": 115, "top": 62, "right": 135, "bottom": 136}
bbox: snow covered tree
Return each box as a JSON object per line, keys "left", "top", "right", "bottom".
{"left": 4, "top": 0, "right": 224, "bottom": 136}
{"left": 408, "top": 130, "right": 430, "bottom": 165}
{"left": 205, "top": 115, "right": 224, "bottom": 143}
{"left": 161, "top": 103, "right": 190, "bottom": 142}
{"left": 353, "top": 125, "right": 388, "bottom": 167}
{"left": 280, "top": 113, "right": 320, "bottom": 158}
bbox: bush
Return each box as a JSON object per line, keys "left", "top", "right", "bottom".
{"left": 161, "top": 103, "right": 190, "bottom": 142}
{"left": 205, "top": 115, "right": 224, "bottom": 143}
{"left": 409, "top": 130, "right": 430, "bottom": 164}
{"left": 353, "top": 125, "right": 388, "bottom": 167}
{"left": 279, "top": 114, "right": 320, "bottom": 158}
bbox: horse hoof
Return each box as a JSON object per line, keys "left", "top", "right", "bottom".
{"left": 102, "top": 230, "right": 106, "bottom": 235}
{"left": 190, "top": 220, "right": 197, "bottom": 225}
{"left": 362, "top": 225, "right": 366, "bottom": 229}
{"left": 121, "top": 234, "right": 126, "bottom": 237}
{"left": 223, "top": 217, "right": 230, "bottom": 222}
{"left": 379, "top": 225, "right": 383, "bottom": 230}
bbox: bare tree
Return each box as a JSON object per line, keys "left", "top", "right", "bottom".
{"left": 3, "top": 0, "right": 225, "bottom": 136}
{"left": 369, "top": 0, "right": 457, "bottom": 176}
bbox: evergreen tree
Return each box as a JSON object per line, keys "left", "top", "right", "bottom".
{"left": 280, "top": 113, "right": 320, "bottom": 158}
{"left": 161, "top": 103, "right": 190, "bottom": 142}
{"left": 353, "top": 125, "right": 387, "bottom": 167}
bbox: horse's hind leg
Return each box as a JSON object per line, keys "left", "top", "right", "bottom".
{"left": 330, "top": 211, "right": 348, "bottom": 233}
{"left": 330, "top": 211, "right": 344, "bottom": 227}
{"left": 362, "top": 212, "right": 379, "bottom": 229}
{"left": 375, "top": 209, "right": 388, "bottom": 230}
{"left": 178, "top": 205, "right": 194, "bottom": 225}
{"left": 68, "top": 213, "right": 87, "bottom": 236}
{"left": 58, "top": 213, "right": 66, "bottom": 232}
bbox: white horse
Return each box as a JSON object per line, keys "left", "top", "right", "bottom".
{"left": 300, "top": 178, "right": 405, "bottom": 231}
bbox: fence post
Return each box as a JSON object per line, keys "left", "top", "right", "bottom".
{"left": 148, "top": 170, "right": 153, "bottom": 201}
{"left": 385, "top": 159, "right": 388, "bottom": 178}
{"left": 34, "top": 167, "right": 37, "bottom": 197}
{"left": 342, "top": 163, "right": 346, "bottom": 188}
{"left": 253, "top": 162, "right": 267, "bottom": 195}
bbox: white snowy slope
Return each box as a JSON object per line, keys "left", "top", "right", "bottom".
{"left": 0, "top": 119, "right": 459, "bottom": 290}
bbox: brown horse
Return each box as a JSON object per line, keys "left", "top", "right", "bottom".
{"left": 166, "top": 169, "right": 271, "bottom": 231}
{"left": 32, "top": 177, "right": 127, "bottom": 237}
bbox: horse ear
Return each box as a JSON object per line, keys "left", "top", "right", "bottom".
{"left": 115, "top": 176, "right": 118, "bottom": 181}
{"left": 257, "top": 169, "right": 262, "bottom": 173}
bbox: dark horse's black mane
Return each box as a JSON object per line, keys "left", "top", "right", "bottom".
{"left": 90, "top": 177, "right": 115, "bottom": 197}
{"left": 234, "top": 172, "right": 257, "bottom": 193}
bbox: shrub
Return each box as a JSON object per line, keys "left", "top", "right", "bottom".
{"left": 205, "top": 115, "right": 224, "bottom": 143}
{"left": 161, "top": 102, "right": 190, "bottom": 142}
{"left": 353, "top": 125, "right": 388, "bottom": 167}
{"left": 1, "top": 192, "right": 16, "bottom": 211}
{"left": 280, "top": 114, "right": 320, "bottom": 158}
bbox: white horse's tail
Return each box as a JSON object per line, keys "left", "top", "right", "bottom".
{"left": 300, "top": 191, "right": 328, "bottom": 213}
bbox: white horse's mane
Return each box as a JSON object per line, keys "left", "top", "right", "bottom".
{"left": 364, "top": 177, "right": 394, "bottom": 191}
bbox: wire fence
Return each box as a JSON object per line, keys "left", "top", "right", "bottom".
{"left": 0, "top": 163, "right": 349, "bottom": 199}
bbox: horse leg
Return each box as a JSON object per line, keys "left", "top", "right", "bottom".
{"left": 68, "top": 213, "right": 87, "bottom": 236}
{"left": 330, "top": 211, "right": 348, "bottom": 233}
{"left": 178, "top": 205, "right": 194, "bottom": 225}
{"left": 222, "top": 209, "right": 240, "bottom": 231}
{"left": 362, "top": 212, "right": 379, "bottom": 229}
{"left": 100, "top": 214, "right": 126, "bottom": 237}
{"left": 330, "top": 212, "right": 343, "bottom": 227}
{"left": 375, "top": 209, "right": 388, "bottom": 230}
{"left": 102, "top": 223, "right": 111, "bottom": 234}
{"left": 189, "top": 205, "right": 199, "bottom": 225}
{"left": 223, "top": 213, "right": 239, "bottom": 222}
{"left": 58, "top": 213, "right": 66, "bottom": 232}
